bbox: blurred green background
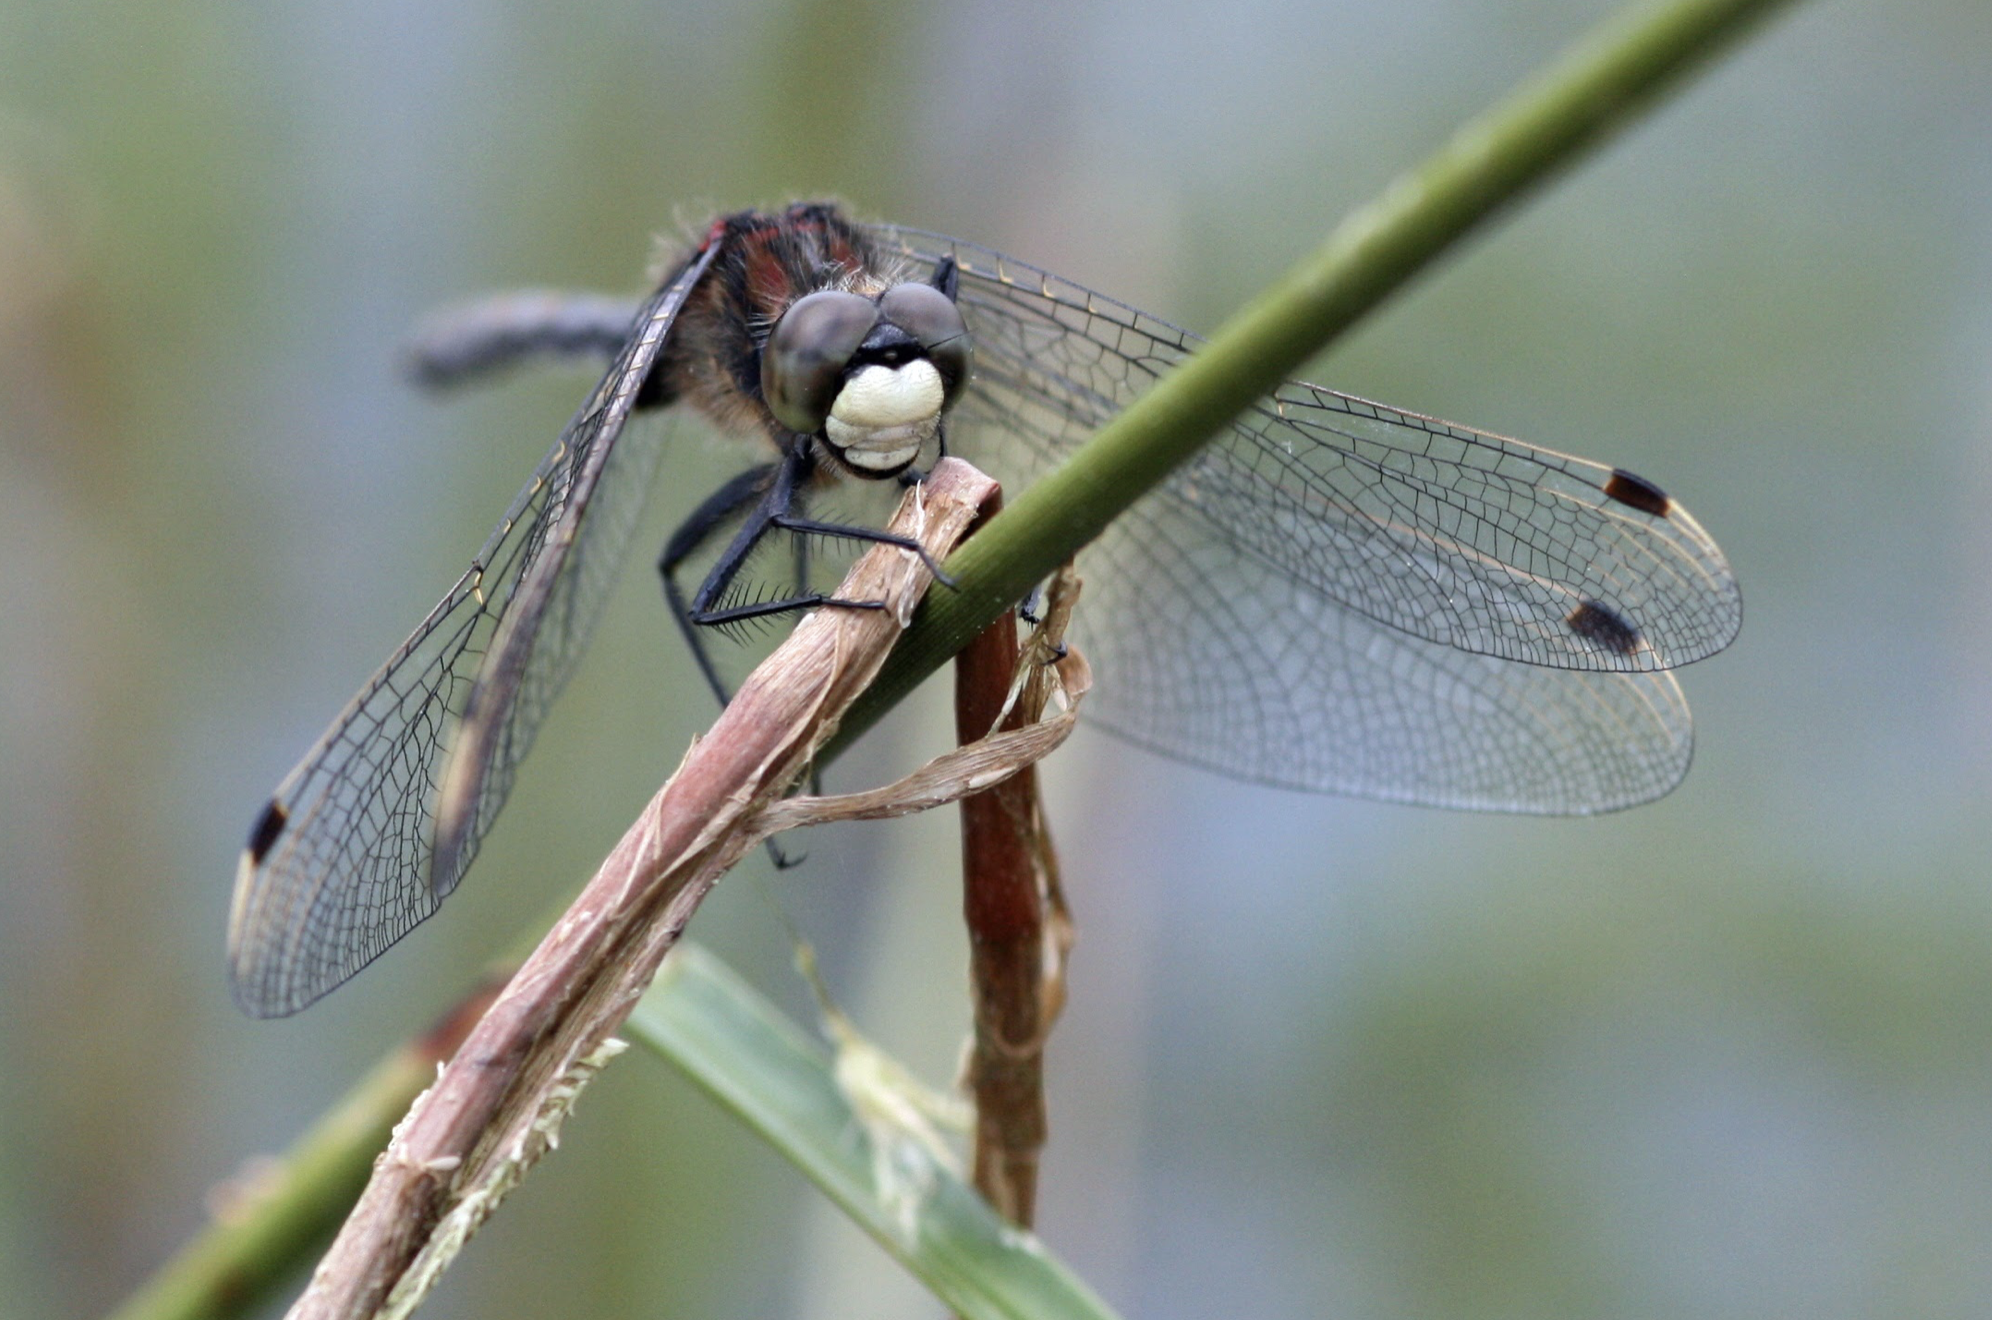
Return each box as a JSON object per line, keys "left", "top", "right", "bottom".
{"left": 5, "top": 1, "right": 1992, "bottom": 1316}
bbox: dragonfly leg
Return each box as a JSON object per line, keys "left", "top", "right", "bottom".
{"left": 667, "top": 439, "right": 927, "bottom": 695}
{"left": 659, "top": 462, "right": 782, "bottom": 710}
{"left": 1018, "top": 584, "right": 1043, "bottom": 625}
{"left": 679, "top": 439, "right": 952, "bottom": 640}
{"left": 1012, "top": 584, "right": 1071, "bottom": 660}
{"left": 661, "top": 448, "right": 834, "bottom": 868}
{"left": 768, "top": 514, "right": 956, "bottom": 588}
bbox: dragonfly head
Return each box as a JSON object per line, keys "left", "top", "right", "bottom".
{"left": 760, "top": 263, "right": 970, "bottom": 477}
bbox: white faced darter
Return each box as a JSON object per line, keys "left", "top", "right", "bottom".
{"left": 227, "top": 202, "right": 1742, "bottom": 1017}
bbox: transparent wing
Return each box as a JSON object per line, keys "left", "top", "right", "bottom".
{"left": 868, "top": 223, "right": 1739, "bottom": 809}
{"left": 226, "top": 244, "right": 718, "bottom": 1018}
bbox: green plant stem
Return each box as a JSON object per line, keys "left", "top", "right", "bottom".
{"left": 105, "top": 983, "right": 504, "bottom": 1320}
{"left": 828, "top": 0, "right": 1796, "bottom": 756}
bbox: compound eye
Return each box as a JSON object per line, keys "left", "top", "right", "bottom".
{"left": 879, "top": 281, "right": 970, "bottom": 405}
{"left": 762, "top": 290, "right": 878, "bottom": 433}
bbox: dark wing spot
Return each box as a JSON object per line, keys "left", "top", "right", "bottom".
{"left": 1566, "top": 600, "right": 1642, "bottom": 656}
{"left": 246, "top": 799, "right": 289, "bottom": 866}
{"left": 1604, "top": 469, "right": 1671, "bottom": 517}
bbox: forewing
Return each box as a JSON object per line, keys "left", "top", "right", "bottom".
{"left": 429, "top": 240, "right": 720, "bottom": 890}
{"left": 868, "top": 224, "right": 1737, "bottom": 810}
{"left": 227, "top": 244, "right": 716, "bottom": 1018}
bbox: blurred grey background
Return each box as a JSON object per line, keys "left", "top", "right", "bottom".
{"left": 5, "top": 1, "right": 1992, "bottom": 1316}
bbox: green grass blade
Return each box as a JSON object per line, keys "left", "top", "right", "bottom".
{"left": 626, "top": 945, "right": 1122, "bottom": 1320}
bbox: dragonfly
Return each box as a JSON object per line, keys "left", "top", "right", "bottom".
{"left": 228, "top": 201, "right": 1741, "bottom": 1017}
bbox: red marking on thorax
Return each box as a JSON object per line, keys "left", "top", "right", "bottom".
{"left": 735, "top": 207, "right": 863, "bottom": 319}
{"left": 822, "top": 231, "right": 857, "bottom": 272}
{"left": 742, "top": 237, "right": 791, "bottom": 318}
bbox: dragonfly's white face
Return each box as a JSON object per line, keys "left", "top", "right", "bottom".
{"left": 759, "top": 279, "right": 970, "bottom": 478}
{"left": 824, "top": 358, "right": 948, "bottom": 472}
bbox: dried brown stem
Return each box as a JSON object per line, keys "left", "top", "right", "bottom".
{"left": 954, "top": 561, "right": 1081, "bottom": 1227}
{"left": 286, "top": 459, "right": 1000, "bottom": 1320}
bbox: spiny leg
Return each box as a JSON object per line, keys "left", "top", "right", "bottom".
{"left": 659, "top": 453, "right": 837, "bottom": 869}
{"left": 659, "top": 462, "right": 782, "bottom": 711}
{"left": 679, "top": 440, "right": 953, "bottom": 646}
{"left": 661, "top": 440, "right": 959, "bottom": 864}
{"left": 792, "top": 513, "right": 813, "bottom": 610}
{"left": 659, "top": 442, "right": 900, "bottom": 867}
{"left": 766, "top": 514, "right": 954, "bottom": 588}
